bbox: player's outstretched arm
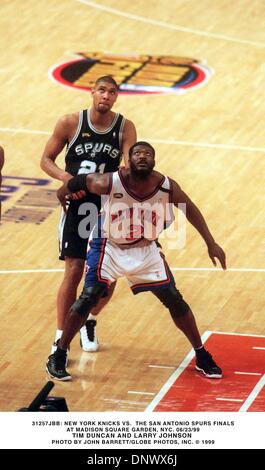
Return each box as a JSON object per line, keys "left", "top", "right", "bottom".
{"left": 57, "top": 173, "right": 110, "bottom": 211}
{"left": 170, "top": 178, "right": 226, "bottom": 270}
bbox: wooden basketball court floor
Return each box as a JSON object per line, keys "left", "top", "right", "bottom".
{"left": 0, "top": 0, "right": 264, "bottom": 412}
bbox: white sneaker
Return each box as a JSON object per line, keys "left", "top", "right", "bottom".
{"left": 80, "top": 320, "right": 99, "bottom": 352}
{"left": 50, "top": 339, "right": 69, "bottom": 366}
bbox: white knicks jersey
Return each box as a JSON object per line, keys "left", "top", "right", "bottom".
{"left": 102, "top": 170, "right": 175, "bottom": 245}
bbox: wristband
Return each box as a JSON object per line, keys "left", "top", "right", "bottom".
{"left": 67, "top": 174, "right": 88, "bottom": 193}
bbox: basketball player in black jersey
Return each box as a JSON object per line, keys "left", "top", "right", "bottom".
{"left": 0, "top": 146, "right": 4, "bottom": 220}
{"left": 40, "top": 76, "right": 137, "bottom": 358}
{"left": 47, "top": 141, "right": 226, "bottom": 381}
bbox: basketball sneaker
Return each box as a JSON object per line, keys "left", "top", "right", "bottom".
{"left": 46, "top": 349, "right": 71, "bottom": 381}
{"left": 195, "top": 350, "right": 222, "bottom": 378}
{"left": 51, "top": 339, "right": 69, "bottom": 366}
{"left": 80, "top": 319, "right": 99, "bottom": 352}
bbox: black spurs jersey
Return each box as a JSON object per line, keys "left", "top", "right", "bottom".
{"left": 65, "top": 109, "right": 125, "bottom": 176}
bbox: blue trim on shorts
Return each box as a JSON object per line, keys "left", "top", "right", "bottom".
{"left": 84, "top": 216, "right": 109, "bottom": 289}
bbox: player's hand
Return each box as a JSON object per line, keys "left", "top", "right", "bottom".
{"left": 207, "top": 242, "right": 226, "bottom": 270}
{"left": 69, "top": 190, "right": 87, "bottom": 200}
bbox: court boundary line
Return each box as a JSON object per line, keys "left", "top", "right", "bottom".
{"left": 145, "top": 331, "right": 211, "bottom": 412}
{"left": 239, "top": 375, "right": 265, "bottom": 412}
{"left": 145, "top": 331, "right": 265, "bottom": 412}
{"left": 76, "top": 0, "right": 265, "bottom": 49}
{"left": 171, "top": 268, "right": 265, "bottom": 273}
{"left": 144, "top": 138, "right": 265, "bottom": 153}
{"left": 0, "top": 269, "right": 64, "bottom": 274}
{"left": 210, "top": 331, "right": 265, "bottom": 338}
{"left": 0, "top": 127, "right": 50, "bottom": 136}
{"left": 1, "top": 126, "right": 265, "bottom": 153}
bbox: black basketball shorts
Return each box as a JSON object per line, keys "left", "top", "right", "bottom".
{"left": 58, "top": 198, "right": 100, "bottom": 261}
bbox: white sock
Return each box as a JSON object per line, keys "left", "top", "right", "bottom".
{"left": 54, "top": 329, "right": 63, "bottom": 342}
{"left": 87, "top": 313, "right": 97, "bottom": 321}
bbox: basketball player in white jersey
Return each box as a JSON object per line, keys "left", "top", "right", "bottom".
{"left": 40, "top": 76, "right": 136, "bottom": 358}
{"left": 47, "top": 142, "right": 226, "bottom": 381}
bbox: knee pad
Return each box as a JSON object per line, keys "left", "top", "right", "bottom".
{"left": 154, "top": 285, "right": 190, "bottom": 317}
{"left": 72, "top": 285, "right": 107, "bottom": 317}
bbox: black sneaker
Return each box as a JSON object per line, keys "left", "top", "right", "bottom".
{"left": 50, "top": 339, "right": 70, "bottom": 365}
{"left": 196, "top": 350, "right": 222, "bottom": 378}
{"left": 80, "top": 320, "right": 99, "bottom": 352}
{"left": 46, "top": 350, "right": 71, "bottom": 381}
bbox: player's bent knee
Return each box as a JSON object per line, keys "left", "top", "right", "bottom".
{"left": 154, "top": 285, "right": 190, "bottom": 317}
{"left": 72, "top": 285, "right": 107, "bottom": 317}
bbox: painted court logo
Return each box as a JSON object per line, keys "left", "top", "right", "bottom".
{"left": 50, "top": 52, "right": 212, "bottom": 95}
